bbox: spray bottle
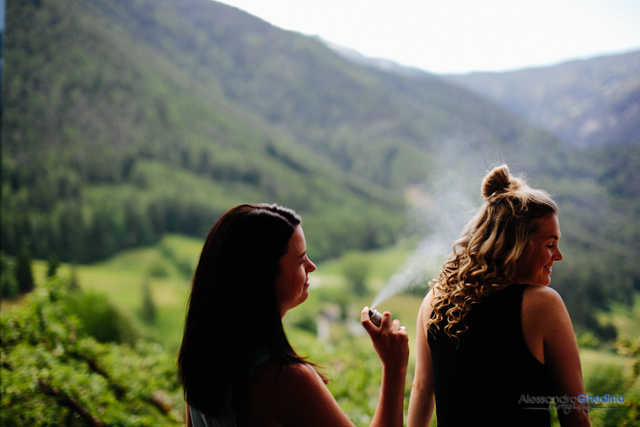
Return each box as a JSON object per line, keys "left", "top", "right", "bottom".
{"left": 368, "top": 308, "right": 383, "bottom": 327}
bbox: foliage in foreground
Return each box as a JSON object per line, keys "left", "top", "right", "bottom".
{"left": 0, "top": 275, "right": 412, "bottom": 426}
{"left": 0, "top": 275, "right": 401, "bottom": 426}
{"left": 0, "top": 279, "right": 184, "bottom": 426}
{"left": 2, "top": 271, "right": 639, "bottom": 426}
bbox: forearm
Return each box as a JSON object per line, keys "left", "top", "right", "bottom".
{"left": 185, "top": 402, "right": 192, "bottom": 427}
{"left": 407, "top": 381, "right": 434, "bottom": 427}
{"left": 370, "top": 366, "right": 407, "bottom": 427}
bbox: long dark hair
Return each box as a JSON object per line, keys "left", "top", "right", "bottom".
{"left": 178, "top": 203, "right": 309, "bottom": 417}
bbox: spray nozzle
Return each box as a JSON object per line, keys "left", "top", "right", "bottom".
{"left": 369, "top": 308, "right": 382, "bottom": 327}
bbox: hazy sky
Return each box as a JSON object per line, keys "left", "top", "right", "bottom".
{"left": 218, "top": 0, "right": 640, "bottom": 74}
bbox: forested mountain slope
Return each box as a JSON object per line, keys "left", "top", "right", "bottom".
{"left": 2, "top": 0, "right": 639, "bottom": 334}
{"left": 2, "top": 0, "right": 408, "bottom": 262}
{"left": 2, "top": 0, "right": 562, "bottom": 262}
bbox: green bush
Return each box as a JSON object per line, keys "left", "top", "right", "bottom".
{"left": 585, "top": 363, "right": 634, "bottom": 426}
{"left": 66, "top": 290, "right": 139, "bottom": 345}
{"left": 0, "top": 278, "right": 183, "bottom": 426}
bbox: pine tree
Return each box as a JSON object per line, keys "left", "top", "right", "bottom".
{"left": 46, "top": 254, "right": 60, "bottom": 278}
{"left": 0, "top": 254, "right": 19, "bottom": 299}
{"left": 68, "top": 262, "right": 80, "bottom": 290}
{"left": 141, "top": 281, "right": 156, "bottom": 324}
{"left": 15, "top": 245, "right": 35, "bottom": 294}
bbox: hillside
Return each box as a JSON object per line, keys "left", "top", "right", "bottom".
{"left": 2, "top": 0, "right": 564, "bottom": 262}
{"left": 2, "top": 0, "right": 409, "bottom": 262}
{"left": 443, "top": 50, "right": 640, "bottom": 147}
{"left": 2, "top": 0, "right": 640, "bottom": 335}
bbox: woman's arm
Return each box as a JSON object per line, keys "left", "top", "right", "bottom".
{"left": 361, "top": 307, "right": 410, "bottom": 427}
{"left": 408, "top": 290, "right": 436, "bottom": 427}
{"left": 185, "top": 402, "right": 192, "bottom": 427}
{"left": 523, "top": 286, "right": 590, "bottom": 427}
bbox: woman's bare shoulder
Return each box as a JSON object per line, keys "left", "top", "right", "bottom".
{"left": 250, "top": 360, "right": 325, "bottom": 401}
{"left": 251, "top": 360, "right": 320, "bottom": 388}
{"left": 419, "top": 289, "right": 435, "bottom": 318}
{"left": 523, "top": 285, "right": 564, "bottom": 307}
{"left": 245, "top": 361, "right": 326, "bottom": 424}
{"left": 279, "top": 362, "right": 324, "bottom": 387}
{"left": 247, "top": 361, "right": 351, "bottom": 426}
{"left": 522, "top": 285, "right": 571, "bottom": 335}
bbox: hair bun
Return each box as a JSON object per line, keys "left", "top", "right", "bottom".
{"left": 482, "top": 164, "right": 515, "bottom": 199}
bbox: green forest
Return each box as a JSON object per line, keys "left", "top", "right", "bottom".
{"left": 2, "top": 0, "right": 640, "bottom": 425}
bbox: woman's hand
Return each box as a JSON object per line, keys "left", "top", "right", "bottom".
{"left": 361, "top": 306, "right": 409, "bottom": 427}
{"left": 361, "top": 307, "right": 409, "bottom": 372}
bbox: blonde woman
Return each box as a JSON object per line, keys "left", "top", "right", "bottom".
{"left": 408, "top": 165, "right": 590, "bottom": 427}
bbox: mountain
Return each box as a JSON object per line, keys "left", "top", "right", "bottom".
{"left": 2, "top": 0, "right": 564, "bottom": 262}
{"left": 2, "top": 0, "right": 408, "bottom": 262}
{"left": 2, "top": 0, "right": 639, "bottom": 334}
{"left": 442, "top": 50, "right": 640, "bottom": 147}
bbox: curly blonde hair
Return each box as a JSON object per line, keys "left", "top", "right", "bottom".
{"left": 426, "top": 165, "right": 557, "bottom": 340}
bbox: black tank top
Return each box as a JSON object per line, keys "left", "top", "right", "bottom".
{"left": 428, "top": 285, "right": 551, "bottom": 426}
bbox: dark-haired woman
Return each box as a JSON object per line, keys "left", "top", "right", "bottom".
{"left": 178, "top": 204, "right": 409, "bottom": 427}
{"left": 408, "top": 165, "right": 590, "bottom": 426}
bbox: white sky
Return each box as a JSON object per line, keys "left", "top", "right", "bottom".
{"left": 217, "top": 0, "right": 640, "bottom": 74}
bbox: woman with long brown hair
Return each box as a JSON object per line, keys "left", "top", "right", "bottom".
{"left": 408, "top": 165, "right": 590, "bottom": 426}
{"left": 179, "top": 203, "right": 409, "bottom": 426}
